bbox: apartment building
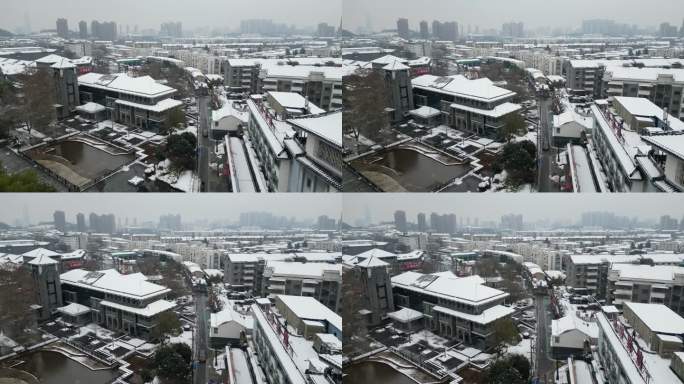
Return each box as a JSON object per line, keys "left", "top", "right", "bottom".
{"left": 251, "top": 297, "right": 341, "bottom": 384}
{"left": 391, "top": 271, "right": 514, "bottom": 349}
{"left": 603, "top": 67, "right": 684, "bottom": 119}
{"left": 78, "top": 72, "right": 182, "bottom": 132}
{"left": 27, "top": 254, "right": 63, "bottom": 321}
{"left": 223, "top": 252, "right": 340, "bottom": 294}
{"left": 60, "top": 269, "right": 175, "bottom": 339}
{"left": 412, "top": 74, "right": 521, "bottom": 138}
{"left": 596, "top": 306, "right": 683, "bottom": 384}
{"left": 565, "top": 253, "right": 684, "bottom": 299}
{"left": 245, "top": 94, "right": 340, "bottom": 192}
{"left": 608, "top": 264, "right": 684, "bottom": 318}
{"left": 368, "top": 55, "right": 414, "bottom": 122}
{"left": 262, "top": 261, "right": 342, "bottom": 312}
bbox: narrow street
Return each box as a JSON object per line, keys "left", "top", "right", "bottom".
{"left": 534, "top": 292, "right": 556, "bottom": 383}
{"left": 193, "top": 288, "right": 209, "bottom": 384}
{"left": 536, "top": 97, "right": 559, "bottom": 192}
{"left": 196, "top": 94, "right": 211, "bottom": 192}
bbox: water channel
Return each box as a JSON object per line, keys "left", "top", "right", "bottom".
{"left": 343, "top": 361, "right": 415, "bottom": 384}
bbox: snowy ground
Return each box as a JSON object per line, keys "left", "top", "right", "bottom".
{"left": 505, "top": 337, "right": 532, "bottom": 357}
{"left": 168, "top": 330, "right": 193, "bottom": 347}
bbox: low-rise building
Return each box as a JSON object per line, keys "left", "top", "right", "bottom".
{"left": 262, "top": 261, "right": 342, "bottom": 312}
{"left": 391, "top": 271, "right": 514, "bottom": 349}
{"left": 78, "top": 72, "right": 183, "bottom": 132}
{"left": 608, "top": 264, "right": 684, "bottom": 318}
{"left": 60, "top": 269, "right": 175, "bottom": 339}
{"left": 412, "top": 74, "right": 521, "bottom": 138}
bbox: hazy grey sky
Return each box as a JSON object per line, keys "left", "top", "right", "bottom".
{"left": 344, "top": 194, "right": 684, "bottom": 223}
{"left": 342, "top": 0, "right": 684, "bottom": 31}
{"left": 2, "top": 0, "right": 341, "bottom": 32}
{"left": 0, "top": 194, "right": 341, "bottom": 224}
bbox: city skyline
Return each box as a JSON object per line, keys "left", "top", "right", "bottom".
{"left": 342, "top": 0, "right": 684, "bottom": 32}
{"left": 0, "top": 194, "right": 342, "bottom": 224}
{"left": 343, "top": 194, "right": 684, "bottom": 224}
{"left": 0, "top": 0, "right": 342, "bottom": 33}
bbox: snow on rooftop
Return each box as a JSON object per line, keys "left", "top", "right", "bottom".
{"left": 287, "top": 110, "right": 341, "bottom": 148}
{"left": 451, "top": 101, "right": 522, "bottom": 118}
{"left": 27, "top": 254, "right": 59, "bottom": 266}
{"left": 23, "top": 248, "right": 60, "bottom": 258}
{"left": 409, "top": 105, "right": 442, "bottom": 119}
{"left": 58, "top": 302, "right": 91, "bottom": 316}
{"left": 624, "top": 302, "right": 684, "bottom": 335}
{"left": 265, "top": 260, "right": 341, "bottom": 279}
{"left": 642, "top": 135, "right": 684, "bottom": 160}
{"left": 100, "top": 299, "right": 175, "bottom": 317}
{"left": 115, "top": 98, "right": 182, "bottom": 113}
{"left": 60, "top": 268, "right": 170, "bottom": 299}
{"left": 388, "top": 307, "right": 424, "bottom": 323}
{"left": 392, "top": 271, "right": 508, "bottom": 305}
{"left": 412, "top": 74, "right": 515, "bottom": 102}
{"left": 611, "top": 264, "right": 684, "bottom": 283}
{"left": 76, "top": 102, "right": 106, "bottom": 114}
{"left": 78, "top": 72, "right": 177, "bottom": 97}
{"left": 276, "top": 295, "right": 341, "bottom": 332}
{"left": 434, "top": 303, "right": 515, "bottom": 325}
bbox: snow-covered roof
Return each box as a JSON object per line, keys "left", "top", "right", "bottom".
{"left": 58, "top": 302, "right": 91, "bottom": 316}
{"left": 115, "top": 98, "right": 182, "bottom": 113}
{"left": 265, "top": 261, "right": 341, "bottom": 279}
{"left": 433, "top": 303, "right": 515, "bottom": 325}
{"left": 227, "top": 252, "right": 339, "bottom": 263}
{"left": 614, "top": 96, "right": 684, "bottom": 132}
{"left": 276, "top": 295, "right": 341, "bottom": 331}
{"left": 78, "top": 72, "right": 177, "bottom": 98}
{"left": 624, "top": 302, "right": 684, "bottom": 335}
{"left": 382, "top": 60, "right": 410, "bottom": 71}
{"left": 450, "top": 101, "right": 522, "bottom": 118}
{"left": 287, "top": 110, "right": 341, "bottom": 148}
{"left": 23, "top": 248, "right": 60, "bottom": 258}
{"left": 552, "top": 314, "right": 598, "bottom": 339}
{"left": 412, "top": 74, "right": 516, "bottom": 102}
{"left": 371, "top": 55, "right": 408, "bottom": 66}
{"left": 60, "top": 268, "right": 170, "bottom": 300}
{"left": 76, "top": 102, "right": 106, "bottom": 114}
{"left": 606, "top": 66, "right": 684, "bottom": 84}
{"left": 27, "top": 254, "right": 58, "bottom": 266}
{"left": 351, "top": 255, "right": 389, "bottom": 268}
{"left": 392, "top": 271, "right": 508, "bottom": 305}
{"left": 388, "top": 307, "right": 424, "bottom": 323}
{"left": 611, "top": 264, "right": 684, "bottom": 283}
{"left": 268, "top": 92, "right": 323, "bottom": 113}
{"left": 570, "top": 253, "right": 684, "bottom": 265}
{"left": 642, "top": 135, "right": 684, "bottom": 160}
{"left": 409, "top": 105, "right": 442, "bottom": 119}
{"left": 100, "top": 299, "right": 175, "bottom": 317}
{"left": 355, "top": 248, "right": 396, "bottom": 259}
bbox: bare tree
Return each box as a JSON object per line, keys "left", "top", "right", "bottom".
{"left": 0, "top": 267, "right": 38, "bottom": 339}
{"left": 17, "top": 69, "right": 56, "bottom": 135}
{"left": 343, "top": 69, "right": 390, "bottom": 145}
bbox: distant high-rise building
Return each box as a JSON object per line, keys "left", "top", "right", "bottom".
{"left": 317, "top": 215, "right": 337, "bottom": 230}
{"left": 501, "top": 214, "right": 523, "bottom": 231}
{"left": 417, "top": 213, "right": 427, "bottom": 232}
{"left": 53, "top": 210, "right": 66, "bottom": 232}
{"left": 76, "top": 213, "right": 87, "bottom": 232}
{"left": 160, "top": 21, "right": 182, "bottom": 37}
{"left": 91, "top": 20, "right": 117, "bottom": 40}
{"left": 78, "top": 20, "right": 87, "bottom": 38}
{"left": 240, "top": 19, "right": 290, "bottom": 36}
{"left": 159, "top": 214, "right": 182, "bottom": 230}
{"left": 56, "top": 18, "right": 68, "bottom": 38}
{"left": 659, "top": 22, "right": 679, "bottom": 37}
{"left": 501, "top": 21, "right": 524, "bottom": 37}
{"left": 88, "top": 213, "right": 116, "bottom": 233}
{"left": 419, "top": 20, "right": 429, "bottom": 39}
{"left": 660, "top": 215, "right": 679, "bottom": 230}
{"left": 431, "top": 20, "right": 458, "bottom": 41}
{"left": 317, "top": 22, "right": 336, "bottom": 37}
{"left": 680, "top": 19, "right": 684, "bottom": 37}
{"left": 397, "top": 18, "right": 409, "bottom": 39}
{"left": 394, "top": 210, "right": 407, "bottom": 233}
{"left": 432, "top": 20, "right": 442, "bottom": 40}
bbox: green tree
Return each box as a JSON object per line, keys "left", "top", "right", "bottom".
{"left": 492, "top": 317, "right": 520, "bottom": 353}
{"left": 164, "top": 107, "right": 185, "bottom": 133}
{"left": 507, "top": 354, "right": 531, "bottom": 380}
{"left": 166, "top": 132, "right": 197, "bottom": 171}
{"left": 151, "top": 311, "right": 182, "bottom": 343}
{"left": 498, "top": 140, "right": 536, "bottom": 187}
{"left": 498, "top": 112, "right": 525, "bottom": 142}
{"left": 0, "top": 80, "right": 20, "bottom": 138}
{"left": 486, "top": 356, "right": 527, "bottom": 384}
{"left": 152, "top": 342, "right": 191, "bottom": 383}
{"left": 0, "top": 163, "right": 56, "bottom": 192}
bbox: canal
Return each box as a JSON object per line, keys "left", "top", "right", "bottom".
{"left": 343, "top": 361, "right": 415, "bottom": 384}
{"left": 14, "top": 350, "right": 119, "bottom": 384}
